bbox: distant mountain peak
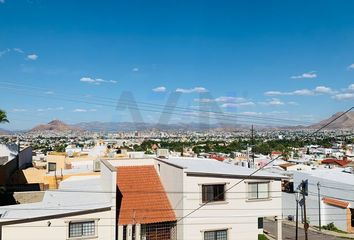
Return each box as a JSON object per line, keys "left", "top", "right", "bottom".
{"left": 308, "top": 111, "right": 354, "bottom": 129}
{"left": 30, "top": 120, "right": 81, "bottom": 132}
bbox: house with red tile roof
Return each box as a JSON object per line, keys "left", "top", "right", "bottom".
{"left": 103, "top": 157, "right": 285, "bottom": 240}
{"left": 321, "top": 158, "right": 351, "bottom": 168}
{"left": 116, "top": 165, "right": 177, "bottom": 239}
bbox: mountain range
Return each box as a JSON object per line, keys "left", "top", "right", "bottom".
{"left": 307, "top": 111, "right": 354, "bottom": 129}
{"left": 7, "top": 111, "right": 354, "bottom": 133}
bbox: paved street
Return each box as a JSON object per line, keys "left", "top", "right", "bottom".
{"left": 264, "top": 219, "right": 341, "bottom": 240}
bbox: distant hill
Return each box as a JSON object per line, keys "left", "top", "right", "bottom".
{"left": 308, "top": 111, "right": 354, "bottom": 129}
{"left": 0, "top": 128, "right": 12, "bottom": 135}
{"left": 30, "top": 120, "right": 81, "bottom": 132}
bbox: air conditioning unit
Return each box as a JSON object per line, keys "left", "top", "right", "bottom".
{"left": 157, "top": 149, "right": 169, "bottom": 158}
{"left": 93, "top": 160, "right": 101, "bottom": 172}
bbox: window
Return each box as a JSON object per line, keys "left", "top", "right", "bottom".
{"left": 202, "top": 184, "right": 225, "bottom": 203}
{"left": 248, "top": 182, "right": 269, "bottom": 200}
{"left": 258, "top": 217, "right": 264, "bottom": 229}
{"left": 69, "top": 221, "right": 95, "bottom": 238}
{"left": 132, "top": 224, "right": 136, "bottom": 240}
{"left": 48, "top": 162, "right": 56, "bottom": 172}
{"left": 204, "top": 230, "right": 227, "bottom": 240}
{"left": 123, "top": 225, "right": 127, "bottom": 240}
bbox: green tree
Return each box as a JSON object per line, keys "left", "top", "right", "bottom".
{"left": 0, "top": 110, "right": 9, "bottom": 123}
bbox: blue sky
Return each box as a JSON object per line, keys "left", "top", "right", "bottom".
{"left": 0, "top": 0, "right": 353, "bottom": 130}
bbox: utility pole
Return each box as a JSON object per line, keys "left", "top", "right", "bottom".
{"left": 302, "top": 180, "right": 309, "bottom": 240}
{"left": 295, "top": 190, "right": 300, "bottom": 240}
{"left": 317, "top": 182, "right": 321, "bottom": 231}
{"left": 251, "top": 125, "right": 255, "bottom": 168}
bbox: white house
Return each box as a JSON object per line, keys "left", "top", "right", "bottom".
{"left": 0, "top": 160, "right": 118, "bottom": 240}
{"left": 283, "top": 168, "right": 354, "bottom": 233}
{"left": 105, "top": 156, "right": 285, "bottom": 240}
{"left": 0, "top": 156, "right": 285, "bottom": 240}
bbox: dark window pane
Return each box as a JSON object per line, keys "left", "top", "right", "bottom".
{"left": 204, "top": 230, "right": 227, "bottom": 240}
{"left": 202, "top": 184, "right": 225, "bottom": 202}
{"left": 258, "top": 217, "right": 264, "bottom": 229}
{"left": 69, "top": 221, "right": 95, "bottom": 238}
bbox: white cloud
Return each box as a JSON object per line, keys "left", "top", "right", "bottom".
{"left": 264, "top": 91, "right": 283, "bottom": 96}
{"left": 333, "top": 93, "right": 354, "bottom": 100}
{"left": 152, "top": 86, "right": 167, "bottom": 92}
{"left": 291, "top": 71, "right": 317, "bottom": 79}
{"left": 194, "top": 96, "right": 246, "bottom": 103}
{"left": 0, "top": 48, "right": 10, "bottom": 57}
{"left": 12, "top": 108, "right": 27, "bottom": 112}
{"left": 80, "top": 77, "right": 117, "bottom": 85}
{"left": 44, "top": 91, "right": 54, "bottom": 95}
{"left": 37, "top": 107, "right": 64, "bottom": 112}
{"left": 221, "top": 102, "right": 255, "bottom": 108}
{"left": 259, "top": 98, "right": 285, "bottom": 106}
{"left": 176, "top": 87, "right": 208, "bottom": 93}
{"left": 132, "top": 67, "right": 139, "bottom": 72}
{"left": 27, "top": 54, "right": 38, "bottom": 60}
{"left": 314, "top": 86, "right": 335, "bottom": 94}
{"left": 265, "top": 88, "right": 314, "bottom": 96}
{"left": 73, "top": 108, "right": 87, "bottom": 112}
{"left": 266, "top": 86, "right": 337, "bottom": 97}
{"left": 292, "top": 89, "right": 314, "bottom": 96}
{"left": 348, "top": 64, "right": 354, "bottom": 70}
{"left": 13, "top": 48, "right": 24, "bottom": 53}
{"left": 80, "top": 77, "right": 96, "bottom": 83}
{"left": 348, "top": 84, "right": 354, "bottom": 91}
{"left": 73, "top": 108, "right": 97, "bottom": 113}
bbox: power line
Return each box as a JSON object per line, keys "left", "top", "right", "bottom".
{"left": 176, "top": 106, "right": 354, "bottom": 223}
{"left": 0, "top": 82, "right": 313, "bottom": 125}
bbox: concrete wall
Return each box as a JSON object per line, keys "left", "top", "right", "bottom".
{"left": 0, "top": 158, "right": 18, "bottom": 185}
{"left": 283, "top": 192, "right": 349, "bottom": 231}
{"left": 156, "top": 161, "right": 184, "bottom": 238}
{"left": 100, "top": 160, "right": 117, "bottom": 239}
{"left": 2, "top": 210, "right": 112, "bottom": 240}
{"left": 0, "top": 144, "right": 18, "bottom": 162}
{"left": 18, "top": 147, "right": 32, "bottom": 170}
{"left": 155, "top": 158, "right": 282, "bottom": 240}
{"left": 284, "top": 171, "right": 354, "bottom": 231}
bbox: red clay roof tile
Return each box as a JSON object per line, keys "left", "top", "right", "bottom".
{"left": 116, "top": 165, "right": 176, "bottom": 225}
{"left": 323, "top": 197, "right": 349, "bottom": 208}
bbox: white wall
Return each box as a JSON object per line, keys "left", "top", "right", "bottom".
{"left": 156, "top": 159, "right": 282, "bottom": 240}
{"left": 99, "top": 160, "right": 117, "bottom": 239}
{"left": 18, "top": 146, "right": 32, "bottom": 169}
{"left": 2, "top": 210, "right": 112, "bottom": 240}
{"left": 0, "top": 144, "right": 18, "bottom": 162}
{"left": 179, "top": 175, "right": 282, "bottom": 240}
{"left": 156, "top": 161, "right": 184, "bottom": 238}
{"left": 286, "top": 171, "right": 354, "bottom": 231}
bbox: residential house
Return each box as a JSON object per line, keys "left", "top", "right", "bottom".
{"left": 0, "top": 160, "right": 118, "bottom": 240}
{"left": 283, "top": 168, "right": 354, "bottom": 233}
{"left": 105, "top": 157, "right": 285, "bottom": 240}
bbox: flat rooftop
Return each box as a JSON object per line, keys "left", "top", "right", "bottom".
{"left": 0, "top": 175, "right": 111, "bottom": 223}
{"left": 159, "top": 157, "right": 285, "bottom": 179}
